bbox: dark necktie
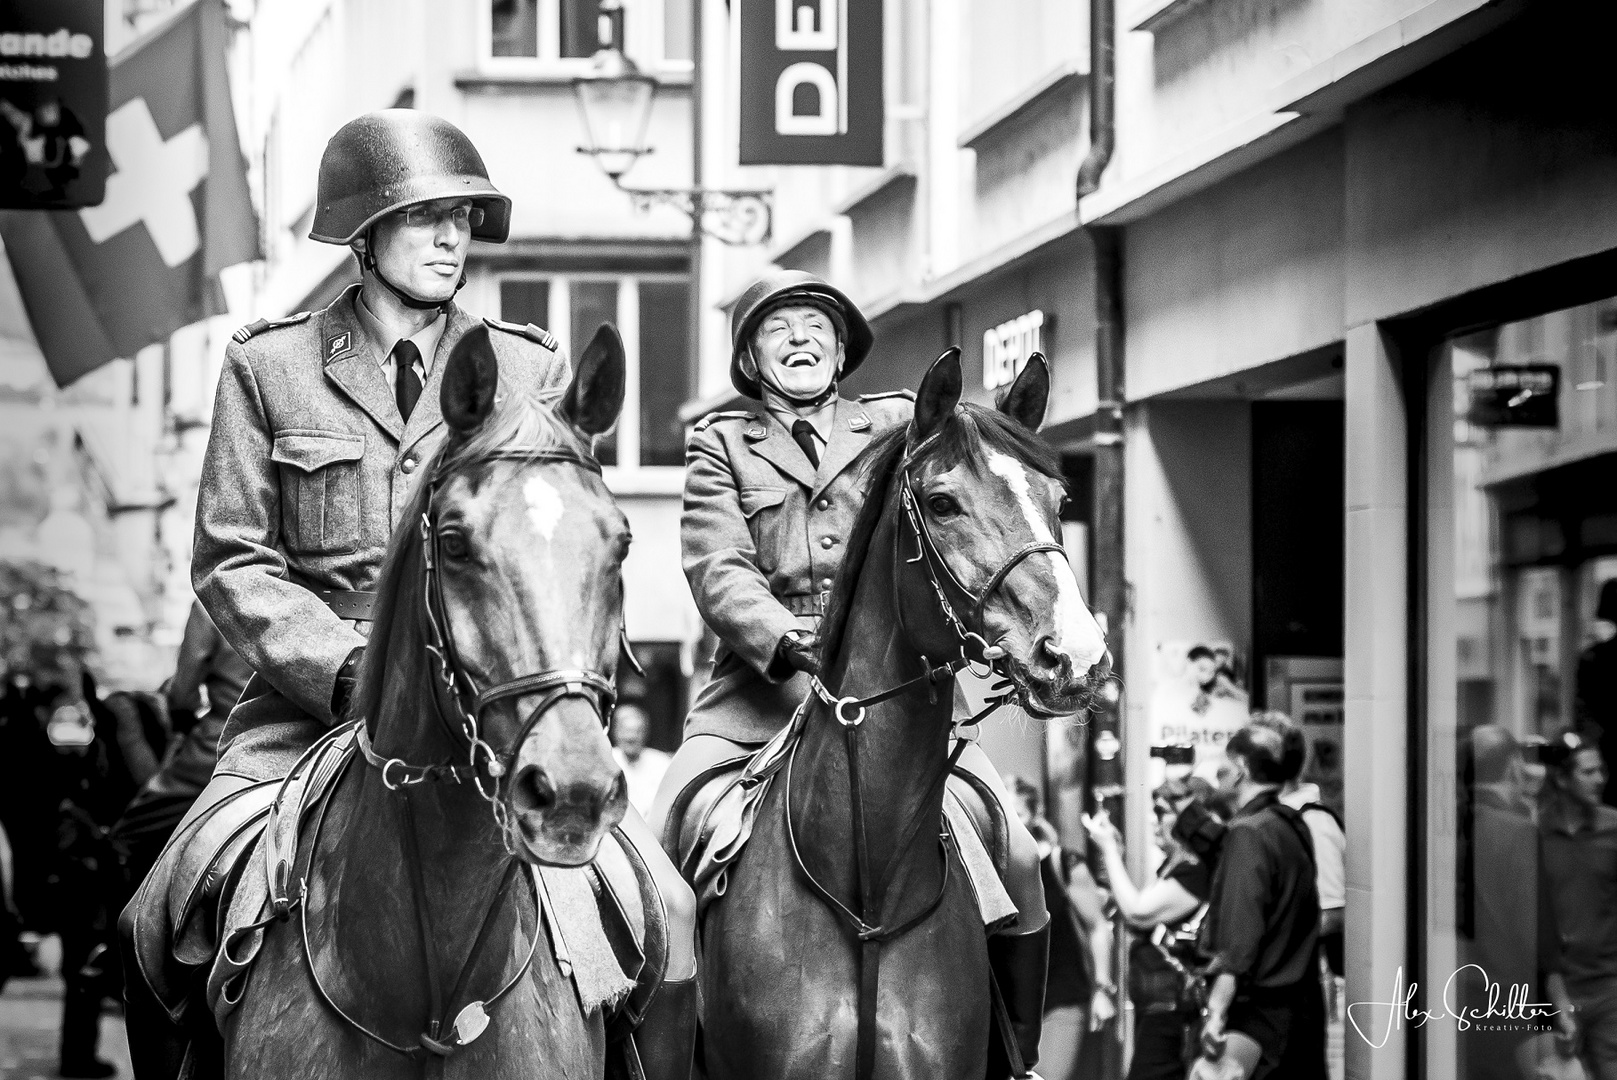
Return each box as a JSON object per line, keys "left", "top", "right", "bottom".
{"left": 791, "top": 419, "right": 820, "bottom": 469}
{"left": 393, "top": 339, "right": 422, "bottom": 422}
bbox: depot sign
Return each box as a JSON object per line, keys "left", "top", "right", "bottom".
{"left": 738, "top": 0, "right": 883, "bottom": 166}
{"left": 983, "top": 310, "right": 1046, "bottom": 391}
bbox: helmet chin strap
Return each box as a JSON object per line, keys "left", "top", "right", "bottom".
{"left": 360, "top": 226, "right": 466, "bottom": 313}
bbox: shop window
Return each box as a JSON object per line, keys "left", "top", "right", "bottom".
{"left": 1433, "top": 294, "right": 1617, "bottom": 1075}
{"left": 498, "top": 272, "right": 692, "bottom": 471}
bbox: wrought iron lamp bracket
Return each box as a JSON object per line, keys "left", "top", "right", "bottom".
{"left": 616, "top": 182, "right": 773, "bottom": 246}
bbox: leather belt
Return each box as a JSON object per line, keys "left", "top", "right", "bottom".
{"left": 312, "top": 588, "right": 376, "bottom": 621}
{"left": 779, "top": 592, "right": 827, "bottom": 617}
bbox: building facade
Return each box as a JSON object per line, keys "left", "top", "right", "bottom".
{"left": 690, "top": 0, "right": 1617, "bottom": 1077}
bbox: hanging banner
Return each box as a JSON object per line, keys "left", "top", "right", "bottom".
{"left": 739, "top": 0, "right": 883, "bottom": 166}
{"left": 0, "top": 0, "right": 107, "bottom": 209}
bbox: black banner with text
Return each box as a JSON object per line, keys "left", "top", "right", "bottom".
{"left": 739, "top": 0, "right": 883, "bottom": 167}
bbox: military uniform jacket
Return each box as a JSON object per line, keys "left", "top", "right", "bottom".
{"left": 193, "top": 283, "right": 568, "bottom": 779}
{"left": 682, "top": 393, "right": 913, "bottom": 744}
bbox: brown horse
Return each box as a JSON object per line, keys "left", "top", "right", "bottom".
{"left": 221, "top": 324, "right": 635, "bottom": 1078}
{"left": 698, "top": 350, "right": 1110, "bottom": 1080}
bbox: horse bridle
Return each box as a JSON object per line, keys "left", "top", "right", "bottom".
{"left": 356, "top": 445, "right": 628, "bottom": 841}
{"left": 791, "top": 437, "right": 1071, "bottom": 1080}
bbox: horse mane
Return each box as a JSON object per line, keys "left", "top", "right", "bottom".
{"left": 352, "top": 386, "right": 585, "bottom": 726}
{"left": 815, "top": 402, "right": 1065, "bottom": 672}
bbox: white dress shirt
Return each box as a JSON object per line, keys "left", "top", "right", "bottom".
{"left": 354, "top": 289, "right": 446, "bottom": 396}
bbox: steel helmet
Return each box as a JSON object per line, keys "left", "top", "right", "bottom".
{"left": 728, "top": 270, "right": 873, "bottom": 399}
{"left": 310, "top": 110, "right": 511, "bottom": 245}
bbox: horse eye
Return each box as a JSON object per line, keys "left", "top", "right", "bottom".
{"left": 927, "top": 494, "right": 961, "bottom": 517}
{"left": 440, "top": 530, "right": 470, "bottom": 560}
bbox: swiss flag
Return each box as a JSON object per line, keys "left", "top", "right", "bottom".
{"left": 0, "top": 0, "right": 259, "bottom": 386}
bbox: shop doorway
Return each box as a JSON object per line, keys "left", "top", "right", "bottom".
{"left": 1253, "top": 399, "right": 1347, "bottom": 816}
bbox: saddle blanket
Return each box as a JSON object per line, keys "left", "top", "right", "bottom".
{"left": 673, "top": 720, "right": 1020, "bottom": 931}
{"left": 127, "top": 724, "right": 643, "bottom": 1041}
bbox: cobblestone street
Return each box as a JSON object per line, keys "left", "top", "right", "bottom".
{"left": 0, "top": 979, "right": 131, "bottom": 1080}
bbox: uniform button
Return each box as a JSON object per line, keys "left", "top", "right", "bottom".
{"left": 401, "top": 456, "right": 417, "bottom": 474}
{"left": 821, "top": 578, "right": 833, "bottom": 589}
{"left": 816, "top": 498, "right": 830, "bottom": 511}
{"left": 820, "top": 536, "right": 835, "bottom": 549}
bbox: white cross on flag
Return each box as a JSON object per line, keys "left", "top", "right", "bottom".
{"left": 0, "top": 0, "right": 259, "bottom": 386}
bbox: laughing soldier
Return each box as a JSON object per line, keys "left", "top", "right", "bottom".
{"left": 179, "top": 110, "right": 697, "bottom": 1078}
{"left": 651, "top": 269, "right": 1056, "bottom": 1078}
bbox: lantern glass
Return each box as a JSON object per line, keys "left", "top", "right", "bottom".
{"left": 573, "top": 53, "right": 657, "bottom": 181}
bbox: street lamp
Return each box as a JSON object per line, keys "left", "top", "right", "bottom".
{"left": 572, "top": 0, "right": 771, "bottom": 246}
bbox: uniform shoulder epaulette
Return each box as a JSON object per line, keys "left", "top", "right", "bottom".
{"left": 692, "top": 410, "right": 756, "bottom": 433}
{"left": 858, "top": 389, "right": 915, "bottom": 403}
{"left": 231, "top": 311, "right": 312, "bottom": 344}
{"left": 482, "top": 316, "right": 560, "bottom": 352}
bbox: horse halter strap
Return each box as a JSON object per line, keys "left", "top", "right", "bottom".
{"left": 364, "top": 445, "right": 620, "bottom": 834}
{"left": 897, "top": 458, "right": 1067, "bottom": 668}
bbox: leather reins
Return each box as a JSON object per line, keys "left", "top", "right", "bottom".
{"left": 788, "top": 439, "right": 1066, "bottom": 1080}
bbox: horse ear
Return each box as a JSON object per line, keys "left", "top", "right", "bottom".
{"left": 441, "top": 324, "right": 500, "bottom": 434}
{"left": 998, "top": 352, "right": 1049, "bottom": 431}
{"left": 560, "top": 324, "right": 627, "bottom": 436}
{"left": 911, "top": 347, "right": 962, "bottom": 444}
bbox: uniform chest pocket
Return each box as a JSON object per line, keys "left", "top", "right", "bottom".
{"left": 272, "top": 430, "right": 364, "bottom": 556}
{"left": 740, "top": 486, "right": 790, "bottom": 573}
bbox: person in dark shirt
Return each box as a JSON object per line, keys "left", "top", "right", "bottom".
{"left": 1578, "top": 580, "right": 1617, "bottom": 805}
{"left": 1538, "top": 729, "right": 1617, "bottom": 1078}
{"left": 1198, "top": 722, "right": 1323, "bottom": 1080}
{"left": 1088, "top": 777, "right": 1215, "bottom": 1080}
{"left": 1462, "top": 725, "right": 1545, "bottom": 1079}
{"left": 111, "top": 599, "right": 253, "bottom": 892}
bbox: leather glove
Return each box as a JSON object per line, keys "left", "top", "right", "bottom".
{"left": 769, "top": 631, "right": 820, "bottom": 679}
{"left": 330, "top": 646, "right": 365, "bottom": 721}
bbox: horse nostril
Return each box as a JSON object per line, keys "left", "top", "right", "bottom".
{"left": 513, "top": 766, "right": 556, "bottom": 814}
{"left": 1036, "top": 636, "right": 1066, "bottom": 667}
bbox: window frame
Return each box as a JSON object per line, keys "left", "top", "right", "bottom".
{"left": 496, "top": 269, "right": 692, "bottom": 478}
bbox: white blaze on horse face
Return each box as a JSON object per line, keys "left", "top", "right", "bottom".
{"left": 983, "top": 450, "right": 1108, "bottom": 672}
{"left": 523, "top": 475, "right": 565, "bottom": 544}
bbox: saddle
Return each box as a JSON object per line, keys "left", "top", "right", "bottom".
{"left": 124, "top": 722, "right": 671, "bottom": 1075}
{"left": 667, "top": 715, "right": 1020, "bottom": 930}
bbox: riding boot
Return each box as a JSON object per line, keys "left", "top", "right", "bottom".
{"left": 631, "top": 976, "right": 699, "bottom": 1080}
{"left": 986, "top": 922, "right": 1050, "bottom": 1080}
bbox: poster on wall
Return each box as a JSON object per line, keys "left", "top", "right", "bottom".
{"left": 1148, "top": 640, "right": 1249, "bottom": 785}
{"left": 738, "top": 0, "right": 883, "bottom": 166}
{"left": 1265, "top": 655, "right": 1345, "bottom": 816}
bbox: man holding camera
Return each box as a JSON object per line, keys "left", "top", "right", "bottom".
{"left": 1196, "top": 722, "right": 1326, "bottom": 1080}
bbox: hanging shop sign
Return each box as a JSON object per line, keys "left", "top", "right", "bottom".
{"left": 1465, "top": 364, "right": 1560, "bottom": 428}
{"left": 0, "top": 0, "right": 106, "bottom": 209}
{"left": 983, "top": 310, "right": 1045, "bottom": 391}
{"left": 738, "top": 0, "right": 883, "bottom": 166}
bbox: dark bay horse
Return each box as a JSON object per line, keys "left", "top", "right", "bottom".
{"left": 224, "top": 324, "right": 635, "bottom": 1078}
{"left": 700, "top": 350, "right": 1111, "bottom": 1080}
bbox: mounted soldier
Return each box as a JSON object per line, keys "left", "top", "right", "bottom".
{"left": 651, "top": 269, "right": 1056, "bottom": 1076}
{"left": 150, "top": 109, "right": 696, "bottom": 1079}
